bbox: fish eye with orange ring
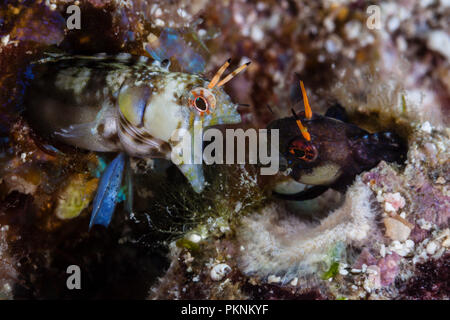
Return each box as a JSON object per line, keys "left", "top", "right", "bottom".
{"left": 188, "top": 59, "right": 251, "bottom": 116}
{"left": 287, "top": 137, "right": 318, "bottom": 162}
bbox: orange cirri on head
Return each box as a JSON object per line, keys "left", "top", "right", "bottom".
{"left": 291, "top": 108, "right": 311, "bottom": 141}
{"left": 299, "top": 80, "right": 313, "bottom": 119}
{"left": 208, "top": 58, "right": 231, "bottom": 89}
{"left": 216, "top": 61, "right": 251, "bottom": 87}
{"left": 207, "top": 59, "right": 251, "bottom": 89}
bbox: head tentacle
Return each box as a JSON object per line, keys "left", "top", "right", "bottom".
{"left": 208, "top": 58, "right": 231, "bottom": 89}
{"left": 300, "top": 80, "right": 313, "bottom": 119}
{"left": 216, "top": 61, "right": 251, "bottom": 87}
{"left": 291, "top": 108, "right": 311, "bottom": 141}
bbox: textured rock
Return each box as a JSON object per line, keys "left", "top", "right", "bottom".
{"left": 384, "top": 217, "right": 412, "bottom": 242}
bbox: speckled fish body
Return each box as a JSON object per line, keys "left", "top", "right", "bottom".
{"left": 25, "top": 53, "right": 242, "bottom": 192}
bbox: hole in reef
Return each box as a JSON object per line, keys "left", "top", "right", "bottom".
{"left": 282, "top": 188, "right": 345, "bottom": 223}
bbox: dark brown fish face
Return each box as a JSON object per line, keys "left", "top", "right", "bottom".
{"left": 268, "top": 113, "right": 354, "bottom": 185}
{"left": 269, "top": 110, "right": 407, "bottom": 191}
{"left": 269, "top": 82, "right": 407, "bottom": 201}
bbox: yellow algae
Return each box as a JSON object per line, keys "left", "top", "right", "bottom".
{"left": 55, "top": 174, "right": 98, "bottom": 220}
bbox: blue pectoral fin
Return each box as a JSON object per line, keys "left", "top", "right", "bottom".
{"left": 89, "top": 152, "right": 126, "bottom": 229}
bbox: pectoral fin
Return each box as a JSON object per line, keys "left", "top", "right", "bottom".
{"left": 54, "top": 121, "right": 119, "bottom": 152}
{"left": 89, "top": 152, "right": 126, "bottom": 229}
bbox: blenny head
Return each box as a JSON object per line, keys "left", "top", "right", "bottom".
{"left": 269, "top": 81, "right": 407, "bottom": 190}
{"left": 117, "top": 58, "right": 250, "bottom": 192}
{"left": 268, "top": 81, "right": 322, "bottom": 175}
{"left": 117, "top": 58, "right": 249, "bottom": 145}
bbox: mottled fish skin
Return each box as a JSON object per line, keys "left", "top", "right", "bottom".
{"left": 25, "top": 53, "right": 242, "bottom": 192}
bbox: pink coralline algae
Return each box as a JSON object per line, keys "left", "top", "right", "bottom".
{"left": 353, "top": 248, "right": 377, "bottom": 269}
{"left": 377, "top": 253, "right": 401, "bottom": 287}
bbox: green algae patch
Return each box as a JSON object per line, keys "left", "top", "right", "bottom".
{"left": 176, "top": 238, "right": 200, "bottom": 253}
{"left": 322, "top": 262, "right": 340, "bottom": 280}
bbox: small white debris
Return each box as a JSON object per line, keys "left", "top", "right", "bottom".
{"left": 380, "top": 244, "right": 386, "bottom": 257}
{"left": 417, "top": 218, "right": 433, "bottom": 230}
{"left": 210, "top": 263, "right": 231, "bottom": 281}
{"left": 427, "top": 30, "right": 450, "bottom": 61}
{"left": 183, "top": 252, "right": 194, "bottom": 264}
{"left": 1, "top": 35, "right": 10, "bottom": 46}
{"left": 192, "top": 275, "right": 200, "bottom": 282}
{"left": 177, "top": 8, "right": 189, "bottom": 19}
{"left": 383, "top": 192, "right": 406, "bottom": 212}
{"left": 387, "top": 17, "right": 400, "bottom": 32}
{"left": 267, "top": 275, "right": 281, "bottom": 284}
{"left": 344, "top": 21, "right": 361, "bottom": 40}
{"left": 436, "top": 177, "right": 446, "bottom": 184}
{"left": 361, "top": 264, "right": 367, "bottom": 273}
{"left": 351, "top": 268, "right": 361, "bottom": 273}
{"left": 290, "top": 277, "right": 298, "bottom": 286}
{"left": 421, "top": 121, "right": 433, "bottom": 134}
{"left": 324, "top": 17, "right": 335, "bottom": 32}
{"left": 426, "top": 241, "right": 439, "bottom": 255}
{"left": 3, "top": 283, "right": 11, "bottom": 293}
{"left": 188, "top": 233, "right": 201, "bottom": 243}
{"left": 339, "top": 269, "right": 349, "bottom": 276}
{"left": 363, "top": 283, "right": 372, "bottom": 293}
{"left": 413, "top": 250, "right": 429, "bottom": 264}
{"left": 256, "top": 2, "right": 266, "bottom": 10}
{"left": 234, "top": 201, "right": 242, "bottom": 213}
{"left": 154, "top": 7, "right": 162, "bottom": 17}
{"left": 250, "top": 25, "right": 264, "bottom": 42}
{"left": 389, "top": 240, "right": 413, "bottom": 257}
{"left": 376, "top": 190, "right": 384, "bottom": 202}
{"left": 154, "top": 18, "right": 165, "bottom": 27}
{"left": 325, "top": 35, "right": 343, "bottom": 54}
{"left": 385, "top": 202, "right": 396, "bottom": 213}
{"left": 405, "top": 239, "right": 415, "bottom": 249}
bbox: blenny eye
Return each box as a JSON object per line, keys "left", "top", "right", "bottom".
{"left": 288, "top": 138, "right": 318, "bottom": 162}
{"left": 194, "top": 96, "right": 208, "bottom": 111}
{"left": 189, "top": 87, "right": 216, "bottom": 116}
